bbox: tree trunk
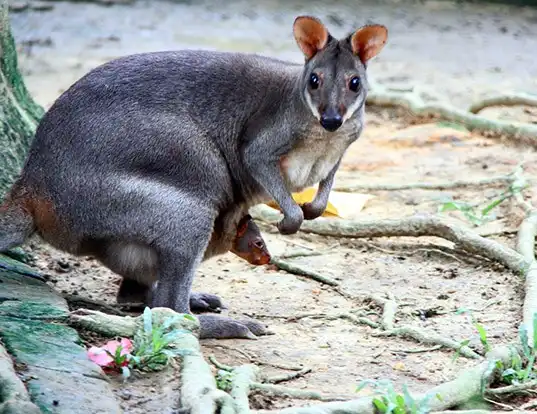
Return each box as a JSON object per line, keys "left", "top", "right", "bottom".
{"left": 0, "top": 1, "right": 44, "bottom": 198}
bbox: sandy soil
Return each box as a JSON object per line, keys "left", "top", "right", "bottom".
{"left": 7, "top": 0, "right": 537, "bottom": 411}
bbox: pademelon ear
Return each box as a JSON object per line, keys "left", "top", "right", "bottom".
{"left": 350, "top": 25, "right": 388, "bottom": 64}
{"left": 293, "top": 16, "right": 329, "bottom": 60}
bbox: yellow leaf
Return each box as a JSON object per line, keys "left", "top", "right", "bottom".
{"left": 265, "top": 187, "right": 341, "bottom": 218}
{"left": 393, "top": 361, "right": 406, "bottom": 371}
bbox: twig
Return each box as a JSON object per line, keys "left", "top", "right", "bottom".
{"left": 250, "top": 205, "right": 529, "bottom": 275}
{"left": 266, "top": 367, "right": 312, "bottom": 384}
{"left": 366, "top": 84, "right": 537, "bottom": 142}
{"left": 270, "top": 257, "right": 339, "bottom": 286}
{"left": 334, "top": 175, "right": 514, "bottom": 193}
{"left": 250, "top": 382, "right": 351, "bottom": 402}
{"left": 468, "top": 93, "right": 537, "bottom": 114}
{"left": 486, "top": 379, "right": 537, "bottom": 395}
{"left": 373, "top": 325, "right": 481, "bottom": 359}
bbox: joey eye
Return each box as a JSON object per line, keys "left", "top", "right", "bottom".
{"left": 309, "top": 73, "right": 320, "bottom": 90}
{"left": 349, "top": 76, "right": 360, "bottom": 92}
{"left": 253, "top": 240, "right": 265, "bottom": 249}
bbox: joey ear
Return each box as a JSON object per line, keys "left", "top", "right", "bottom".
{"left": 350, "top": 25, "right": 388, "bottom": 64}
{"left": 293, "top": 16, "right": 329, "bottom": 60}
{"left": 236, "top": 217, "right": 249, "bottom": 237}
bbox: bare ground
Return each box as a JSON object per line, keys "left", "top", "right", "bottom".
{"left": 8, "top": 0, "right": 537, "bottom": 411}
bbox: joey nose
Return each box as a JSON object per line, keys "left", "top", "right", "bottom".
{"left": 320, "top": 114, "right": 343, "bottom": 132}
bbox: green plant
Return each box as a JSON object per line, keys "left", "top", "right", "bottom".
{"left": 438, "top": 177, "right": 527, "bottom": 227}
{"left": 129, "top": 307, "right": 194, "bottom": 373}
{"left": 356, "top": 379, "right": 440, "bottom": 414}
{"left": 87, "top": 307, "right": 195, "bottom": 380}
{"left": 215, "top": 369, "right": 235, "bottom": 391}
{"left": 498, "top": 313, "right": 537, "bottom": 386}
{"left": 453, "top": 308, "right": 491, "bottom": 361}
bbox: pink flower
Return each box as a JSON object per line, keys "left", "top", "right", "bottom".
{"left": 87, "top": 338, "right": 133, "bottom": 368}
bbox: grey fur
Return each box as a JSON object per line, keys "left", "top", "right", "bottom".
{"left": 0, "top": 16, "right": 387, "bottom": 339}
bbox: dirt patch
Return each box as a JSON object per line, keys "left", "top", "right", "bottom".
{"left": 8, "top": 0, "right": 537, "bottom": 411}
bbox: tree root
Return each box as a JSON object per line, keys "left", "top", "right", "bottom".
{"left": 229, "top": 364, "right": 259, "bottom": 414}
{"left": 251, "top": 383, "right": 351, "bottom": 402}
{"left": 512, "top": 171, "right": 537, "bottom": 341}
{"left": 270, "top": 257, "right": 339, "bottom": 286}
{"left": 0, "top": 341, "right": 42, "bottom": 414}
{"left": 486, "top": 379, "right": 537, "bottom": 395}
{"left": 366, "top": 84, "right": 537, "bottom": 143}
{"left": 250, "top": 205, "right": 529, "bottom": 275}
{"left": 69, "top": 308, "right": 230, "bottom": 414}
{"left": 373, "top": 325, "right": 481, "bottom": 360}
{"left": 334, "top": 175, "right": 515, "bottom": 193}
{"left": 256, "top": 346, "right": 516, "bottom": 414}
{"left": 468, "top": 92, "right": 537, "bottom": 114}
{"left": 287, "top": 312, "right": 379, "bottom": 329}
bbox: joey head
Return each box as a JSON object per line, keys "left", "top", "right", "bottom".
{"left": 0, "top": 15, "right": 387, "bottom": 340}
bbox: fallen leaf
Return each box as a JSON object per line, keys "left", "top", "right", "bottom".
{"left": 265, "top": 187, "right": 341, "bottom": 217}
{"left": 393, "top": 361, "right": 406, "bottom": 371}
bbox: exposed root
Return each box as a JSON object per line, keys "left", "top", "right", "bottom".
{"left": 229, "top": 364, "right": 259, "bottom": 414}
{"left": 257, "top": 346, "right": 516, "bottom": 414}
{"left": 250, "top": 205, "right": 529, "bottom": 275}
{"left": 390, "top": 345, "right": 443, "bottom": 354}
{"left": 373, "top": 325, "right": 481, "bottom": 359}
{"left": 513, "top": 171, "right": 537, "bottom": 341}
{"left": 287, "top": 312, "right": 379, "bottom": 329}
{"left": 271, "top": 257, "right": 339, "bottom": 286}
{"left": 0, "top": 341, "right": 42, "bottom": 414}
{"left": 251, "top": 383, "right": 351, "bottom": 402}
{"left": 266, "top": 367, "right": 312, "bottom": 384}
{"left": 334, "top": 175, "right": 515, "bottom": 193}
{"left": 63, "top": 294, "right": 134, "bottom": 316}
{"left": 365, "top": 84, "right": 537, "bottom": 142}
{"left": 468, "top": 93, "right": 537, "bottom": 114}
{"left": 486, "top": 379, "right": 537, "bottom": 395}
{"left": 380, "top": 293, "right": 397, "bottom": 331}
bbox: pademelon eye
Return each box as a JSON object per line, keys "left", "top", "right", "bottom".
{"left": 349, "top": 76, "right": 360, "bottom": 92}
{"left": 309, "top": 73, "right": 320, "bottom": 90}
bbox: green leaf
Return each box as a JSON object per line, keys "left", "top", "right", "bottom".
{"left": 184, "top": 314, "right": 196, "bottom": 321}
{"left": 143, "top": 307, "right": 153, "bottom": 334}
{"left": 373, "top": 398, "right": 388, "bottom": 413}
{"left": 438, "top": 201, "right": 465, "bottom": 212}
{"left": 481, "top": 197, "right": 506, "bottom": 217}
{"left": 475, "top": 323, "right": 490, "bottom": 353}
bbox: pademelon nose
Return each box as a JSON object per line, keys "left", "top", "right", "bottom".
{"left": 320, "top": 114, "right": 343, "bottom": 132}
